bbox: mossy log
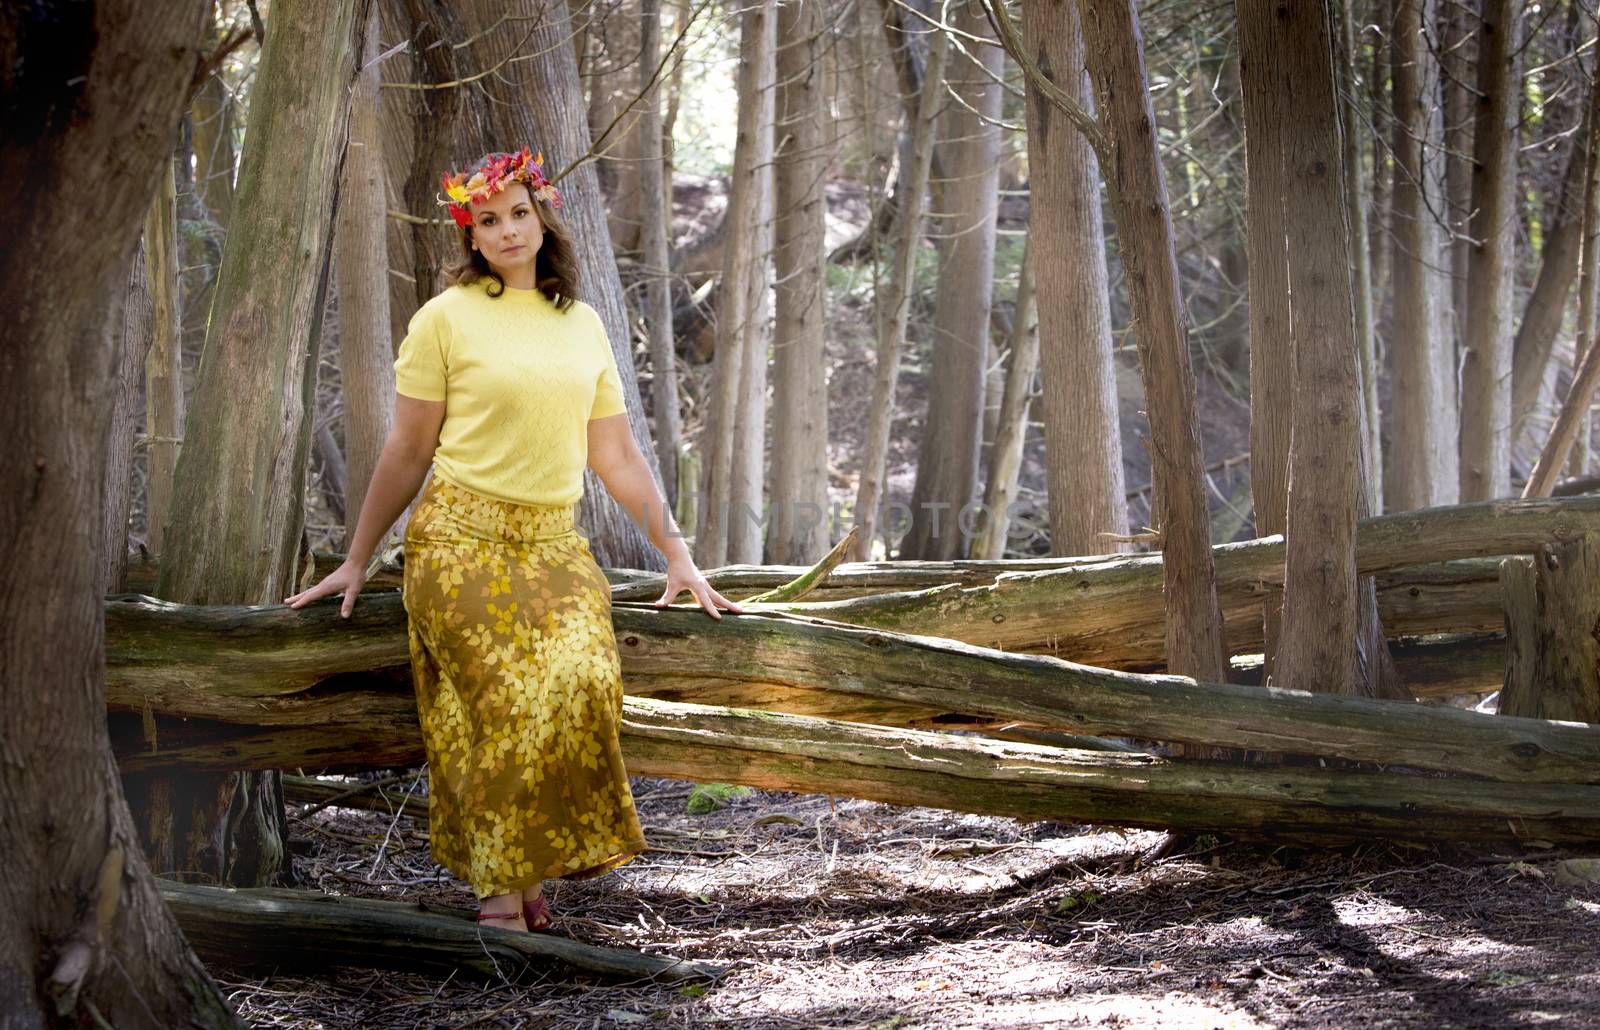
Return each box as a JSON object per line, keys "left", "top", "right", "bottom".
{"left": 105, "top": 597, "right": 1600, "bottom": 785}
{"left": 113, "top": 692, "right": 1600, "bottom": 848}
{"left": 157, "top": 879, "right": 720, "bottom": 983}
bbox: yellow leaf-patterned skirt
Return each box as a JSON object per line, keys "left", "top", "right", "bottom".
{"left": 402, "top": 474, "right": 647, "bottom": 899}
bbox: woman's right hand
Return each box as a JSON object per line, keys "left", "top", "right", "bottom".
{"left": 284, "top": 559, "right": 369, "bottom": 618}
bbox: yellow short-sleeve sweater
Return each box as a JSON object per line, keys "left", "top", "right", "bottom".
{"left": 392, "top": 277, "right": 628, "bottom": 507}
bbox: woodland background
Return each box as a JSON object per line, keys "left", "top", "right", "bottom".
{"left": 117, "top": 0, "right": 1600, "bottom": 589}
{"left": 12, "top": 0, "right": 1600, "bottom": 1024}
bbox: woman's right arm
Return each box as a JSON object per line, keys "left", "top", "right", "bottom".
{"left": 285, "top": 393, "right": 446, "bottom": 616}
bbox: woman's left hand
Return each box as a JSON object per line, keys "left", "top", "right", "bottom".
{"left": 655, "top": 556, "right": 745, "bottom": 620}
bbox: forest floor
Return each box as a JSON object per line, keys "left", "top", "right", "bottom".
{"left": 217, "top": 772, "right": 1600, "bottom": 1029}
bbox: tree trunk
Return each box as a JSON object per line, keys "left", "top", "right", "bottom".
{"left": 639, "top": 0, "right": 682, "bottom": 515}
{"left": 103, "top": 665, "right": 1600, "bottom": 850}
{"left": 141, "top": 0, "right": 372, "bottom": 896}
{"left": 1385, "top": 0, "right": 1460, "bottom": 510}
{"left": 143, "top": 158, "right": 184, "bottom": 557}
{"left": 1570, "top": 53, "right": 1600, "bottom": 479}
{"left": 1266, "top": 1, "right": 1366, "bottom": 694}
{"left": 456, "top": 0, "right": 665, "bottom": 571}
{"left": 1238, "top": 2, "right": 1292, "bottom": 679}
{"left": 1440, "top": 0, "right": 1475, "bottom": 352}
{"left": 900, "top": 0, "right": 1003, "bottom": 561}
{"left": 588, "top": 12, "right": 646, "bottom": 257}
{"left": 104, "top": 243, "right": 154, "bottom": 594}
{"left": 334, "top": 3, "right": 394, "bottom": 552}
{"left": 1078, "top": 0, "right": 1227, "bottom": 682}
{"left": 829, "top": 0, "right": 949, "bottom": 266}
{"left": 1022, "top": 0, "right": 1130, "bottom": 557}
{"left": 696, "top": 0, "right": 776, "bottom": 567}
{"left": 1512, "top": 99, "right": 1593, "bottom": 449}
{"left": 767, "top": 0, "right": 833, "bottom": 564}
{"left": 1524, "top": 323, "right": 1600, "bottom": 497}
{"left": 730, "top": 165, "right": 773, "bottom": 564}
{"left": 159, "top": 878, "right": 718, "bottom": 983}
{"left": 1338, "top": 0, "right": 1382, "bottom": 505}
{"left": 0, "top": 0, "right": 247, "bottom": 1024}
{"left": 976, "top": 232, "right": 1040, "bottom": 560}
{"left": 1459, "top": 0, "right": 1520, "bottom": 501}
{"left": 851, "top": 16, "right": 948, "bottom": 563}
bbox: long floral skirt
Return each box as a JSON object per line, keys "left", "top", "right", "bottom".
{"left": 402, "top": 474, "right": 647, "bottom": 899}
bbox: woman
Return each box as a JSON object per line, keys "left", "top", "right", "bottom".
{"left": 286, "top": 147, "right": 741, "bottom": 933}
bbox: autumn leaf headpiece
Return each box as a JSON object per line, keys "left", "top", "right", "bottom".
{"left": 438, "top": 146, "right": 562, "bottom": 229}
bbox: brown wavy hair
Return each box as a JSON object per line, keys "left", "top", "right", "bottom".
{"left": 443, "top": 176, "right": 581, "bottom": 310}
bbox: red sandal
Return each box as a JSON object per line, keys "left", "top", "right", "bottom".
{"left": 522, "top": 892, "right": 552, "bottom": 932}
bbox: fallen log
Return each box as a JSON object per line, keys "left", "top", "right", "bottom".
{"left": 115, "top": 697, "right": 1600, "bottom": 848}
{"left": 1501, "top": 533, "right": 1600, "bottom": 722}
{"left": 1240, "top": 632, "right": 1506, "bottom": 700}
{"left": 782, "top": 497, "right": 1599, "bottom": 660}
{"left": 157, "top": 879, "right": 720, "bottom": 983}
{"left": 104, "top": 597, "right": 1600, "bottom": 784}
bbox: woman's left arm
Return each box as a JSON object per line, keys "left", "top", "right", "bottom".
{"left": 587, "top": 413, "right": 744, "bottom": 619}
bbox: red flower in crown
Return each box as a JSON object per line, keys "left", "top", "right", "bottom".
{"left": 438, "top": 146, "right": 563, "bottom": 228}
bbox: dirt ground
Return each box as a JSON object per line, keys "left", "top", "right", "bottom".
{"left": 217, "top": 773, "right": 1600, "bottom": 1028}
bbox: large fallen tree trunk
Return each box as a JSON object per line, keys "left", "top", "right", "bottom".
{"left": 158, "top": 879, "right": 720, "bottom": 982}
{"left": 112, "top": 694, "right": 1600, "bottom": 848}
{"left": 781, "top": 497, "right": 1600, "bottom": 660}
{"left": 105, "top": 598, "right": 1600, "bottom": 785}
{"left": 115, "top": 553, "right": 1507, "bottom": 680}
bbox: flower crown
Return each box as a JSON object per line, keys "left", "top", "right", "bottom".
{"left": 438, "top": 146, "right": 562, "bottom": 229}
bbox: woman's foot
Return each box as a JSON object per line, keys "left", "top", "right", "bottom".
{"left": 475, "top": 891, "right": 527, "bottom": 932}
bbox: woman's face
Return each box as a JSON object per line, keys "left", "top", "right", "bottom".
{"left": 467, "top": 181, "right": 544, "bottom": 279}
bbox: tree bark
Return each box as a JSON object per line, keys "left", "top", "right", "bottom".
{"left": 1440, "top": 0, "right": 1474, "bottom": 352}
{"left": 976, "top": 232, "right": 1040, "bottom": 560}
{"left": 105, "top": 243, "right": 154, "bottom": 594}
{"left": 768, "top": 0, "right": 834, "bottom": 565}
{"left": 1459, "top": 0, "right": 1520, "bottom": 500}
{"left": 901, "top": 0, "right": 1003, "bottom": 561}
{"left": 143, "top": 0, "right": 372, "bottom": 896}
{"left": 1021, "top": 0, "right": 1129, "bottom": 557}
{"left": 160, "top": 879, "right": 718, "bottom": 982}
{"left": 142, "top": 158, "right": 184, "bottom": 558}
{"left": 1569, "top": 51, "right": 1600, "bottom": 479}
{"left": 1499, "top": 533, "right": 1600, "bottom": 723}
{"left": 1246, "top": 0, "right": 1365, "bottom": 695}
{"left": 1338, "top": 0, "right": 1382, "bottom": 504}
{"left": 696, "top": 0, "right": 776, "bottom": 567}
{"left": 1237, "top": 3, "right": 1293, "bottom": 679}
{"left": 1512, "top": 100, "right": 1592, "bottom": 448}
{"left": 639, "top": 0, "right": 682, "bottom": 515}
{"left": 1385, "top": 0, "right": 1460, "bottom": 510}
{"left": 851, "top": 16, "right": 947, "bottom": 563}
{"left": 0, "top": 0, "right": 247, "bottom": 1024}
{"left": 1078, "top": 0, "right": 1228, "bottom": 681}
{"left": 334, "top": 3, "right": 395, "bottom": 552}
{"left": 1524, "top": 323, "right": 1600, "bottom": 497}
